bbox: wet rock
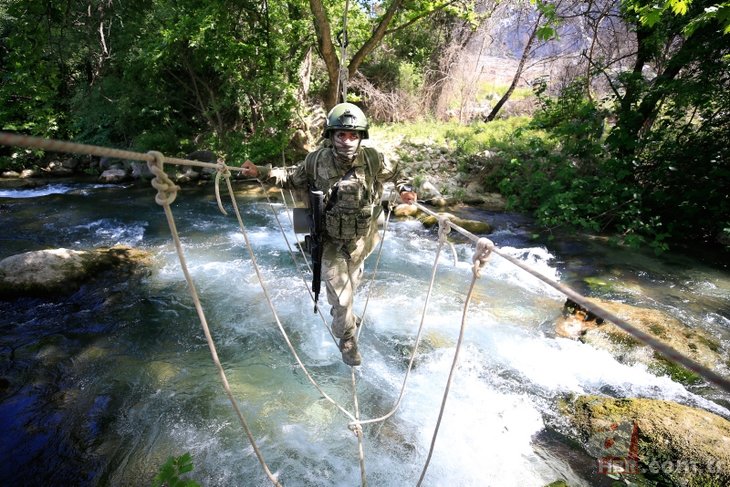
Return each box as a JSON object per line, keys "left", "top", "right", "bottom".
{"left": 564, "top": 395, "right": 730, "bottom": 486}
{"left": 417, "top": 181, "right": 443, "bottom": 201}
{"left": 419, "top": 212, "right": 493, "bottom": 234}
{"left": 175, "top": 168, "right": 200, "bottom": 184}
{"left": 99, "top": 168, "right": 128, "bottom": 183}
{"left": 393, "top": 203, "right": 419, "bottom": 217}
{"left": 0, "top": 246, "right": 152, "bottom": 298}
{"left": 130, "top": 161, "right": 153, "bottom": 180}
{"left": 555, "top": 298, "right": 727, "bottom": 385}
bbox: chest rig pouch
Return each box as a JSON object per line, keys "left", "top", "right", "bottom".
{"left": 324, "top": 169, "right": 373, "bottom": 240}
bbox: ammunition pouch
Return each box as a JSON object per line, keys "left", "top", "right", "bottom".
{"left": 325, "top": 206, "right": 373, "bottom": 240}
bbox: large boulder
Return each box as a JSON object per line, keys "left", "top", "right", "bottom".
{"left": 564, "top": 395, "right": 730, "bottom": 486}
{"left": 555, "top": 297, "right": 728, "bottom": 385}
{"left": 0, "top": 246, "right": 152, "bottom": 297}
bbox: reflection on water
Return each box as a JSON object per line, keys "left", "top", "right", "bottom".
{"left": 1, "top": 182, "right": 728, "bottom": 486}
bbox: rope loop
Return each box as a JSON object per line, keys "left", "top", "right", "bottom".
{"left": 472, "top": 237, "right": 494, "bottom": 278}
{"left": 437, "top": 216, "right": 452, "bottom": 244}
{"left": 214, "top": 162, "right": 231, "bottom": 215}
{"left": 147, "top": 150, "right": 180, "bottom": 206}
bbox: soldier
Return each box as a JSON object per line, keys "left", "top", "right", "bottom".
{"left": 242, "top": 103, "right": 417, "bottom": 366}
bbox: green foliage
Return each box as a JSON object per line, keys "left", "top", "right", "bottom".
{"left": 152, "top": 452, "right": 200, "bottom": 487}
{"left": 531, "top": 77, "right": 607, "bottom": 158}
{"left": 1, "top": 0, "right": 309, "bottom": 163}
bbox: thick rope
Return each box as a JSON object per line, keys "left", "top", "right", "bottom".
{"left": 358, "top": 215, "right": 450, "bottom": 429}
{"left": 214, "top": 163, "right": 230, "bottom": 215}
{"left": 351, "top": 370, "right": 367, "bottom": 487}
{"left": 356, "top": 202, "right": 396, "bottom": 341}
{"left": 146, "top": 152, "right": 282, "bottom": 487}
{"left": 0, "top": 131, "right": 245, "bottom": 172}
{"left": 416, "top": 237, "right": 492, "bottom": 486}
{"left": 413, "top": 202, "right": 730, "bottom": 393}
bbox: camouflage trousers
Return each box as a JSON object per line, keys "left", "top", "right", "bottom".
{"left": 322, "top": 224, "right": 380, "bottom": 340}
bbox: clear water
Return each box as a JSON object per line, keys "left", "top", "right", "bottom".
{"left": 1, "top": 181, "right": 728, "bottom": 486}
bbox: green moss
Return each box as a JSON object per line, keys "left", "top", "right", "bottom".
{"left": 694, "top": 334, "right": 720, "bottom": 353}
{"left": 543, "top": 481, "right": 569, "bottom": 487}
{"left": 583, "top": 276, "right": 611, "bottom": 289}
{"left": 605, "top": 330, "right": 641, "bottom": 348}
{"left": 648, "top": 323, "right": 668, "bottom": 339}
{"left": 650, "top": 353, "right": 702, "bottom": 385}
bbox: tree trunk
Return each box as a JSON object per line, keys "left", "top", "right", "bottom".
{"left": 484, "top": 14, "right": 541, "bottom": 122}
{"left": 310, "top": 0, "right": 405, "bottom": 111}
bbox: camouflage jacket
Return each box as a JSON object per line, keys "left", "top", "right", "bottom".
{"left": 258, "top": 144, "right": 411, "bottom": 240}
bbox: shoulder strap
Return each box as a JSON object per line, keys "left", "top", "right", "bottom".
{"left": 305, "top": 149, "right": 324, "bottom": 189}
{"left": 362, "top": 147, "right": 381, "bottom": 182}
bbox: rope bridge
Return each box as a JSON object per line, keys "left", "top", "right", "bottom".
{"left": 1, "top": 131, "right": 729, "bottom": 486}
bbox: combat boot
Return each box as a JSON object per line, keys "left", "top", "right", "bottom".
{"left": 339, "top": 335, "right": 362, "bottom": 366}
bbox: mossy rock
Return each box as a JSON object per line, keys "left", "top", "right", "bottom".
{"left": 555, "top": 297, "right": 727, "bottom": 385}
{"left": 566, "top": 395, "right": 730, "bottom": 487}
{"left": 418, "top": 212, "right": 492, "bottom": 234}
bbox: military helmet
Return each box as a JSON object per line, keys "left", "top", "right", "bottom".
{"left": 323, "top": 103, "right": 369, "bottom": 139}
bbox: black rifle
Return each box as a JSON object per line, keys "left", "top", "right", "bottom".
{"left": 307, "top": 189, "right": 325, "bottom": 313}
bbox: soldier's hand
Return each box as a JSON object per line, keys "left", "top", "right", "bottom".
{"left": 400, "top": 191, "right": 417, "bottom": 205}
{"left": 241, "top": 160, "right": 259, "bottom": 178}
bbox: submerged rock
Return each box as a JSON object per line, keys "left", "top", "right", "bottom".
{"left": 564, "top": 395, "right": 730, "bottom": 486}
{"left": 0, "top": 246, "right": 152, "bottom": 297}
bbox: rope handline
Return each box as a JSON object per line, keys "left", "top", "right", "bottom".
{"left": 351, "top": 370, "right": 368, "bottom": 487}
{"left": 146, "top": 152, "right": 282, "bottom": 487}
{"left": 0, "top": 131, "right": 244, "bottom": 172}
{"left": 358, "top": 215, "right": 450, "bottom": 429}
{"left": 413, "top": 202, "right": 730, "bottom": 393}
{"left": 356, "top": 194, "right": 399, "bottom": 341}
{"left": 416, "top": 237, "right": 493, "bottom": 486}
{"left": 221, "top": 175, "right": 360, "bottom": 423}
{"left": 214, "top": 164, "right": 230, "bottom": 215}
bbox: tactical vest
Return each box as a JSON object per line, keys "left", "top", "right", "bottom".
{"left": 305, "top": 147, "right": 383, "bottom": 241}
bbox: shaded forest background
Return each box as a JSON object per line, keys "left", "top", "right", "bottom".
{"left": 0, "top": 0, "right": 728, "bottom": 253}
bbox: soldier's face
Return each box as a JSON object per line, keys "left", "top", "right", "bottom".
{"left": 333, "top": 130, "right": 361, "bottom": 160}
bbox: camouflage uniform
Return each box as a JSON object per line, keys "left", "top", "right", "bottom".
{"left": 256, "top": 142, "right": 411, "bottom": 345}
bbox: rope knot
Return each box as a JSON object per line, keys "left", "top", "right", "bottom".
{"left": 147, "top": 151, "right": 180, "bottom": 206}
{"left": 348, "top": 422, "right": 363, "bottom": 438}
{"left": 472, "top": 237, "right": 494, "bottom": 277}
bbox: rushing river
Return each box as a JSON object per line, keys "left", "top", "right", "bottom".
{"left": 1, "top": 180, "right": 728, "bottom": 486}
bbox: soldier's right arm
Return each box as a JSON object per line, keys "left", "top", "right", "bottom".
{"left": 241, "top": 159, "right": 309, "bottom": 189}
